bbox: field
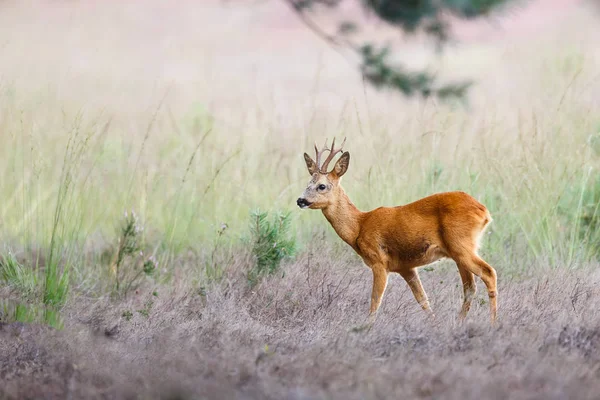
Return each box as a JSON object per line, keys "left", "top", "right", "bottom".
{"left": 1, "top": 0, "right": 600, "bottom": 398}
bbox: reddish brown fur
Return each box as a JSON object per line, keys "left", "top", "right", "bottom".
{"left": 298, "top": 141, "right": 498, "bottom": 324}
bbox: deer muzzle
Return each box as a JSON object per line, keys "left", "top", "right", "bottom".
{"left": 296, "top": 198, "right": 312, "bottom": 209}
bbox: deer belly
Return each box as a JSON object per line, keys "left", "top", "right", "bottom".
{"left": 391, "top": 242, "right": 447, "bottom": 269}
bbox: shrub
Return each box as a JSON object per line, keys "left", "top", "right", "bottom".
{"left": 110, "top": 210, "right": 157, "bottom": 296}
{"left": 247, "top": 210, "right": 296, "bottom": 286}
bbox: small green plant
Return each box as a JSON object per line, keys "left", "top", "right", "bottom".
{"left": 247, "top": 210, "right": 296, "bottom": 286}
{"left": 112, "top": 210, "right": 142, "bottom": 292}
{"left": 122, "top": 310, "right": 133, "bottom": 321}
{"left": 111, "top": 210, "right": 158, "bottom": 296}
{"left": 137, "top": 299, "right": 154, "bottom": 318}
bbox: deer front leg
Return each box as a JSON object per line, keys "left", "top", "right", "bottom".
{"left": 351, "top": 265, "right": 388, "bottom": 333}
{"left": 368, "top": 265, "right": 389, "bottom": 319}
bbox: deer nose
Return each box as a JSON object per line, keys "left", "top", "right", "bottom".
{"left": 297, "top": 198, "right": 310, "bottom": 208}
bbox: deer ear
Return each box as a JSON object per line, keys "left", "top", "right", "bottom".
{"left": 304, "top": 153, "right": 318, "bottom": 175}
{"left": 332, "top": 151, "right": 350, "bottom": 178}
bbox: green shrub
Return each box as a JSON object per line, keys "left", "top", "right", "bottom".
{"left": 247, "top": 210, "right": 296, "bottom": 286}
{"left": 111, "top": 210, "right": 157, "bottom": 296}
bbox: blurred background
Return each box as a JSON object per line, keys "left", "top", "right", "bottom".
{"left": 0, "top": 0, "right": 599, "bottom": 301}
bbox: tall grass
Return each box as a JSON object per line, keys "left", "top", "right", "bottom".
{"left": 0, "top": 1, "right": 598, "bottom": 322}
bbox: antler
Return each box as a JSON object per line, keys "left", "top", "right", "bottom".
{"left": 314, "top": 138, "right": 330, "bottom": 173}
{"left": 320, "top": 137, "right": 346, "bottom": 173}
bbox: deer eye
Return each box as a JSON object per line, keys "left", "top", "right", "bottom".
{"left": 317, "top": 184, "right": 327, "bottom": 191}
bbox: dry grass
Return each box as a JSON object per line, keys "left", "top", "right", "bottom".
{"left": 2, "top": 252, "right": 600, "bottom": 399}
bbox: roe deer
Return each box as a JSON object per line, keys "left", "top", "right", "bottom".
{"left": 297, "top": 138, "right": 498, "bottom": 325}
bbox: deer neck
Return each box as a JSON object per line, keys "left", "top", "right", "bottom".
{"left": 322, "top": 187, "right": 363, "bottom": 247}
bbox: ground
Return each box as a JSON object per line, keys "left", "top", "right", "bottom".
{"left": 2, "top": 256, "right": 600, "bottom": 399}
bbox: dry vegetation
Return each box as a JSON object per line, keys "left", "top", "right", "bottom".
{"left": 1, "top": 0, "right": 600, "bottom": 399}
{"left": 2, "top": 256, "right": 600, "bottom": 399}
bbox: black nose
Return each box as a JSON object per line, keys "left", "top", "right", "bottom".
{"left": 297, "top": 198, "right": 309, "bottom": 208}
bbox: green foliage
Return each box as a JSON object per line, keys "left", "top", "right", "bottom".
{"left": 43, "top": 260, "right": 70, "bottom": 307}
{"left": 137, "top": 299, "right": 154, "bottom": 318}
{"left": 0, "top": 251, "right": 63, "bottom": 328}
{"left": 360, "top": 44, "right": 471, "bottom": 99}
{"left": 362, "top": 0, "right": 515, "bottom": 29}
{"left": 122, "top": 310, "right": 134, "bottom": 321}
{"left": 111, "top": 210, "right": 157, "bottom": 296}
{"left": 287, "top": 0, "right": 519, "bottom": 99}
{"left": 0, "top": 251, "right": 37, "bottom": 297}
{"left": 0, "top": 299, "right": 63, "bottom": 329}
{"left": 247, "top": 210, "right": 296, "bottom": 286}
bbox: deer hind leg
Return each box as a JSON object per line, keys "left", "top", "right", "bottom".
{"left": 443, "top": 219, "right": 497, "bottom": 324}
{"left": 475, "top": 256, "right": 497, "bottom": 324}
{"left": 399, "top": 269, "right": 434, "bottom": 318}
{"left": 453, "top": 253, "right": 497, "bottom": 324}
{"left": 456, "top": 265, "right": 476, "bottom": 320}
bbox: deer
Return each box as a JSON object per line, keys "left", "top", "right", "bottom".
{"left": 296, "top": 138, "right": 498, "bottom": 326}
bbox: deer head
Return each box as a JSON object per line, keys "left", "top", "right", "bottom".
{"left": 297, "top": 138, "right": 350, "bottom": 210}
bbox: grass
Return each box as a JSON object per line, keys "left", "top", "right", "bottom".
{"left": 1, "top": 257, "right": 600, "bottom": 399}
{"left": 0, "top": 251, "right": 37, "bottom": 297}
{"left": 0, "top": 0, "right": 599, "bottom": 398}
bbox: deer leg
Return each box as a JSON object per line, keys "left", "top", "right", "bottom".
{"left": 399, "top": 269, "right": 434, "bottom": 317}
{"left": 456, "top": 265, "right": 476, "bottom": 320}
{"left": 350, "top": 266, "right": 388, "bottom": 333}
{"left": 456, "top": 253, "right": 497, "bottom": 324}
{"left": 369, "top": 266, "right": 389, "bottom": 318}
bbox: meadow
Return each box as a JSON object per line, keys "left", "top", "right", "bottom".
{"left": 1, "top": 0, "right": 600, "bottom": 398}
